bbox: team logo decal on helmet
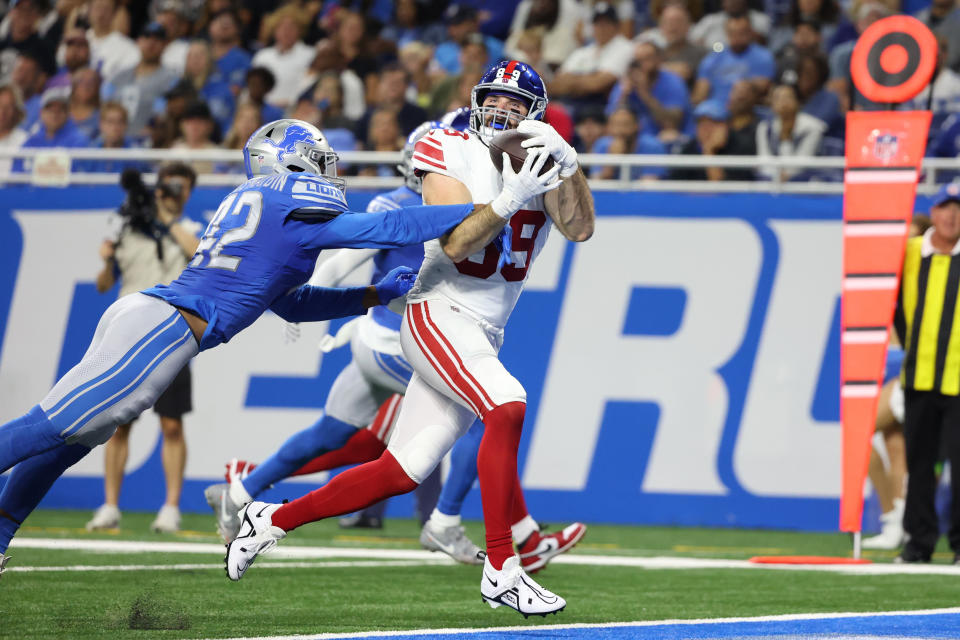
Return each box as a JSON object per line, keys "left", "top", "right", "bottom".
{"left": 470, "top": 60, "right": 547, "bottom": 144}
{"left": 262, "top": 124, "right": 317, "bottom": 163}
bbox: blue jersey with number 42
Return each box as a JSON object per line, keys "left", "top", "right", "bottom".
{"left": 143, "top": 173, "right": 471, "bottom": 350}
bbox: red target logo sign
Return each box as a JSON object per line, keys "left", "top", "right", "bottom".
{"left": 850, "top": 15, "right": 937, "bottom": 104}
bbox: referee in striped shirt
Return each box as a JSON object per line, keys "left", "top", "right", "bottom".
{"left": 893, "top": 182, "right": 960, "bottom": 564}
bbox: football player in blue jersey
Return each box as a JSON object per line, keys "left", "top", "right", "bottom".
{"left": 0, "top": 118, "right": 559, "bottom": 578}
{"left": 207, "top": 117, "right": 585, "bottom": 572}
{"left": 204, "top": 119, "right": 451, "bottom": 543}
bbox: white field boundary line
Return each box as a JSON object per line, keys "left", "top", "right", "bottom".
{"left": 202, "top": 607, "right": 960, "bottom": 640}
{"left": 10, "top": 537, "right": 960, "bottom": 576}
{"left": 8, "top": 559, "right": 447, "bottom": 573}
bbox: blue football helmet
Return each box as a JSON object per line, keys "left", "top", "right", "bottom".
{"left": 469, "top": 60, "right": 547, "bottom": 144}
{"left": 439, "top": 106, "right": 471, "bottom": 132}
{"left": 243, "top": 119, "right": 342, "bottom": 188}
{"left": 398, "top": 120, "right": 444, "bottom": 195}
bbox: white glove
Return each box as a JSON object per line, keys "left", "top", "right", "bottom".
{"left": 518, "top": 119, "right": 579, "bottom": 178}
{"left": 317, "top": 316, "right": 360, "bottom": 353}
{"left": 491, "top": 149, "right": 561, "bottom": 219}
{"left": 282, "top": 321, "right": 301, "bottom": 344}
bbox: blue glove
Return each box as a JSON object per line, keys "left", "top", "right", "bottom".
{"left": 375, "top": 266, "right": 418, "bottom": 305}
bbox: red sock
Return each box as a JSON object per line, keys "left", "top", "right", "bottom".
{"left": 477, "top": 401, "right": 525, "bottom": 570}
{"left": 271, "top": 450, "right": 417, "bottom": 532}
{"left": 291, "top": 428, "right": 386, "bottom": 476}
{"left": 511, "top": 471, "right": 529, "bottom": 525}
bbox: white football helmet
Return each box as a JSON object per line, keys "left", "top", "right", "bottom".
{"left": 243, "top": 119, "right": 342, "bottom": 187}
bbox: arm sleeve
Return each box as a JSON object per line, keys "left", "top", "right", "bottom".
{"left": 269, "top": 284, "right": 369, "bottom": 323}
{"left": 297, "top": 204, "right": 472, "bottom": 251}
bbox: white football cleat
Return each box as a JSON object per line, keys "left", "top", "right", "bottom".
{"left": 205, "top": 483, "right": 242, "bottom": 543}
{"left": 150, "top": 505, "right": 181, "bottom": 533}
{"left": 225, "top": 501, "right": 286, "bottom": 581}
{"left": 206, "top": 462, "right": 253, "bottom": 543}
{"left": 0, "top": 553, "right": 10, "bottom": 581}
{"left": 420, "top": 521, "right": 484, "bottom": 565}
{"left": 480, "top": 554, "right": 565, "bottom": 617}
{"left": 86, "top": 503, "right": 120, "bottom": 531}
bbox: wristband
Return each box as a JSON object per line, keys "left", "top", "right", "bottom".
{"left": 491, "top": 191, "right": 520, "bottom": 219}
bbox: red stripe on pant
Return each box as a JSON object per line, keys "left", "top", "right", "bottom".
{"left": 368, "top": 394, "right": 401, "bottom": 442}
{"left": 421, "top": 302, "right": 496, "bottom": 411}
{"left": 407, "top": 302, "right": 489, "bottom": 417}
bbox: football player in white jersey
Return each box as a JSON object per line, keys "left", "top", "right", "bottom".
{"left": 227, "top": 61, "right": 595, "bottom": 618}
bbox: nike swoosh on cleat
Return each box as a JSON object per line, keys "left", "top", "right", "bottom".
{"left": 484, "top": 572, "right": 498, "bottom": 587}
{"left": 256, "top": 505, "right": 271, "bottom": 518}
{"left": 426, "top": 532, "right": 457, "bottom": 556}
{"left": 524, "top": 537, "right": 559, "bottom": 558}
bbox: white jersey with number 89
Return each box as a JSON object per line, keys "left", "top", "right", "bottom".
{"left": 408, "top": 128, "right": 553, "bottom": 329}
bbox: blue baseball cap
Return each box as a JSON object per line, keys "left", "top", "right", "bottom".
{"left": 693, "top": 99, "right": 729, "bottom": 122}
{"left": 932, "top": 182, "right": 960, "bottom": 209}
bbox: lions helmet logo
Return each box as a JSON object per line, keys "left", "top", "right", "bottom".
{"left": 264, "top": 124, "right": 316, "bottom": 162}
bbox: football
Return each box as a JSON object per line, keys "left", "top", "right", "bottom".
{"left": 489, "top": 129, "right": 555, "bottom": 175}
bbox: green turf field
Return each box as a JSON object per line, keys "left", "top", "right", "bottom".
{"left": 2, "top": 509, "right": 959, "bottom": 639}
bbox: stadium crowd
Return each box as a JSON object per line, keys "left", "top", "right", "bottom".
{"left": 0, "top": 0, "right": 958, "bottom": 181}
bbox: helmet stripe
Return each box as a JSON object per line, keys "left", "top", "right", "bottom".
{"left": 503, "top": 60, "right": 518, "bottom": 80}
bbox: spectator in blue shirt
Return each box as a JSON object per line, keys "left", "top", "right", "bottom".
{"left": 381, "top": 0, "right": 447, "bottom": 48}
{"left": 48, "top": 26, "right": 91, "bottom": 91}
{"left": 668, "top": 99, "right": 756, "bottom": 181}
{"left": 14, "top": 87, "right": 90, "bottom": 172}
{"left": 590, "top": 106, "right": 668, "bottom": 181}
{"left": 432, "top": 4, "right": 504, "bottom": 76}
{"left": 207, "top": 9, "right": 251, "bottom": 96}
{"left": 68, "top": 67, "right": 101, "bottom": 142}
{"left": 183, "top": 40, "right": 235, "bottom": 137}
{"left": 11, "top": 47, "right": 53, "bottom": 133}
{"left": 927, "top": 113, "right": 960, "bottom": 179}
{"left": 243, "top": 67, "right": 284, "bottom": 125}
{"left": 80, "top": 101, "right": 149, "bottom": 173}
{"left": 573, "top": 106, "right": 606, "bottom": 153}
{"left": 794, "top": 53, "right": 842, "bottom": 137}
{"left": 606, "top": 41, "right": 690, "bottom": 141}
{"left": 692, "top": 14, "right": 776, "bottom": 108}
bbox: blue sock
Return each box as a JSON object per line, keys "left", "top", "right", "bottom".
{"left": 242, "top": 413, "right": 358, "bottom": 498}
{"left": 437, "top": 420, "right": 484, "bottom": 516}
{"left": 0, "top": 405, "right": 64, "bottom": 475}
{"left": 0, "top": 442, "right": 89, "bottom": 553}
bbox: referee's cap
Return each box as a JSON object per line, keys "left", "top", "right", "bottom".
{"left": 932, "top": 182, "right": 960, "bottom": 209}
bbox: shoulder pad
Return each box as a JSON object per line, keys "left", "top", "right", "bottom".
{"left": 412, "top": 128, "right": 471, "bottom": 180}
{"left": 289, "top": 174, "right": 348, "bottom": 213}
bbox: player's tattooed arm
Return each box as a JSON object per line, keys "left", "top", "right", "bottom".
{"left": 422, "top": 172, "right": 508, "bottom": 262}
{"left": 544, "top": 167, "right": 595, "bottom": 242}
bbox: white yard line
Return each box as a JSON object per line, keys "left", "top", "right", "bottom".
{"left": 9, "top": 537, "right": 960, "bottom": 575}
{"left": 8, "top": 559, "right": 446, "bottom": 573}
{"left": 201, "top": 607, "right": 960, "bottom": 640}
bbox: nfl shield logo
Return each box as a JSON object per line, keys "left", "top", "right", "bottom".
{"left": 873, "top": 133, "right": 899, "bottom": 162}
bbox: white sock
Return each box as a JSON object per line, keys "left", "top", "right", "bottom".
{"left": 429, "top": 508, "right": 461, "bottom": 529}
{"left": 230, "top": 479, "right": 253, "bottom": 506}
{"left": 511, "top": 515, "right": 538, "bottom": 544}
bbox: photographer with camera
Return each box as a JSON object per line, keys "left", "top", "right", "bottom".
{"left": 88, "top": 162, "right": 201, "bottom": 534}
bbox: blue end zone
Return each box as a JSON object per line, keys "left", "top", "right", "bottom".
{"left": 322, "top": 612, "right": 960, "bottom": 640}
